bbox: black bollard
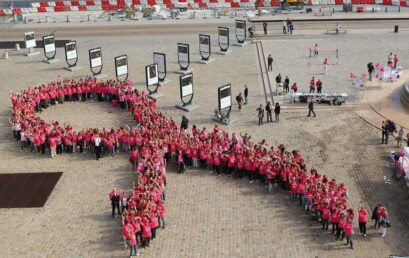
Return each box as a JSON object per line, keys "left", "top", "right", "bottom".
{"left": 385, "top": 7, "right": 387, "bottom": 13}
{"left": 394, "top": 25, "right": 399, "bottom": 33}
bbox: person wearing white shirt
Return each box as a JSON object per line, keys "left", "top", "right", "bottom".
{"left": 94, "top": 135, "right": 102, "bottom": 160}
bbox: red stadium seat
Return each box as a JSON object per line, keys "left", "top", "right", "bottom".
{"left": 86, "top": 0, "right": 95, "bottom": 5}
{"left": 13, "top": 8, "right": 23, "bottom": 14}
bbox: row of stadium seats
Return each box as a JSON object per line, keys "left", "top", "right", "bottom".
{"left": 0, "top": 0, "right": 407, "bottom": 15}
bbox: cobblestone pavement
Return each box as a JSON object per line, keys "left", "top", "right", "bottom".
{"left": 0, "top": 21, "right": 409, "bottom": 258}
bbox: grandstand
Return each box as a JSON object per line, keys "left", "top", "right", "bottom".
{"left": 0, "top": 0, "right": 407, "bottom": 16}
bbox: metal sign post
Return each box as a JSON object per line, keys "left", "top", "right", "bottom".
{"left": 64, "top": 41, "right": 82, "bottom": 71}
{"left": 213, "top": 84, "right": 235, "bottom": 124}
{"left": 24, "top": 32, "right": 40, "bottom": 57}
{"left": 89, "top": 47, "right": 106, "bottom": 79}
{"left": 153, "top": 52, "right": 170, "bottom": 85}
{"left": 175, "top": 73, "right": 200, "bottom": 112}
{"left": 176, "top": 43, "right": 193, "bottom": 75}
{"left": 234, "top": 20, "right": 248, "bottom": 46}
{"left": 145, "top": 63, "right": 162, "bottom": 98}
{"left": 197, "top": 34, "right": 214, "bottom": 64}
{"left": 115, "top": 54, "right": 129, "bottom": 82}
{"left": 42, "top": 34, "right": 59, "bottom": 64}
{"left": 216, "top": 27, "right": 231, "bottom": 55}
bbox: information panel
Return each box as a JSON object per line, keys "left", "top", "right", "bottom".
{"left": 218, "top": 84, "right": 232, "bottom": 110}
{"left": 43, "top": 35, "right": 55, "bottom": 53}
{"left": 115, "top": 55, "right": 128, "bottom": 77}
{"left": 153, "top": 52, "right": 166, "bottom": 74}
{"left": 218, "top": 27, "right": 229, "bottom": 46}
{"left": 181, "top": 74, "right": 193, "bottom": 97}
{"left": 65, "top": 41, "right": 78, "bottom": 61}
{"left": 89, "top": 48, "right": 102, "bottom": 68}
{"left": 146, "top": 64, "right": 159, "bottom": 86}
{"left": 24, "top": 32, "right": 36, "bottom": 49}
{"left": 178, "top": 43, "right": 189, "bottom": 65}
{"left": 199, "top": 35, "right": 210, "bottom": 54}
{"left": 235, "top": 20, "right": 246, "bottom": 42}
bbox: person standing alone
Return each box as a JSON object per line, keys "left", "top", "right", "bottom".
{"left": 267, "top": 54, "right": 273, "bottom": 72}
{"left": 307, "top": 99, "right": 316, "bottom": 117}
{"left": 236, "top": 92, "right": 243, "bottom": 112}
{"left": 109, "top": 188, "right": 121, "bottom": 218}
{"left": 244, "top": 85, "right": 248, "bottom": 105}
{"left": 263, "top": 22, "right": 268, "bottom": 35}
{"left": 367, "top": 62, "right": 375, "bottom": 81}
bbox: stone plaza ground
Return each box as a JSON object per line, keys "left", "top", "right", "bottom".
{"left": 1, "top": 17, "right": 409, "bottom": 257}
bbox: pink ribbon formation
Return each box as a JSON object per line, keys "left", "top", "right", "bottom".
{"left": 10, "top": 78, "right": 353, "bottom": 251}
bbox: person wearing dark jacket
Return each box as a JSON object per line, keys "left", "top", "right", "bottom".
{"left": 244, "top": 85, "right": 248, "bottom": 105}
{"left": 267, "top": 55, "right": 273, "bottom": 72}
{"left": 307, "top": 100, "right": 316, "bottom": 117}
{"left": 181, "top": 116, "right": 189, "bottom": 130}
{"left": 265, "top": 102, "right": 272, "bottom": 122}
{"left": 274, "top": 103, "right": 281, "bottom": 122}
{"left": 284, "top": 76, "right": 290, "bottom": 93}
{"left": 256, "top": 104, "right": 265, "bottom": 125}
{"left": 367, "top": 62, "right": 375, "bottom": 81}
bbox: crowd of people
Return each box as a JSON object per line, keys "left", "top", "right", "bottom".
{"left": 10, "top": 78, "right": 391, "bottom": 255}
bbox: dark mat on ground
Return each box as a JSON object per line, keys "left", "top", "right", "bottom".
{"left": 0, "top": 172, "right": 63, "bottom": 208}
{"left": 0, "top": 40, "right": 71, "bottom": 49}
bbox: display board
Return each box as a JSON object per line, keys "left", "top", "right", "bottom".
{"left": 235, "top": 20, "right": 246, "bottom": 43}
{"left": 89, "top": 48, "right": 102, "bottom": 68}
{"left": 146, "top": 64, "right": 159, "bottom": 86}
{"left": 218, "top": 84, "right": 232, "bottom": 111}
{"left": 153, "top": 52, "right": 167, "bottom": 81}
{"left": 177, "top": 43, "right": 190, "bottom": 70}
{"left": 180, "top": 74, "right": 193, "bottom": 98}
{"left": 65, "top": 41, "right": 78, "bottom": 61}
{"left": 115, "top": 55, "right": 128, "bottom": 77}
{"left": 24, "top": 32, "right": 36, "bottom": 49}
{"left": 199, "top": 34, "right": 211, "bottom": 60}
{"left": 43, "top": 35, "right": 55, "bottom": 53}
{"left": 218, "top": 27, "right": 230, "bottom": 51}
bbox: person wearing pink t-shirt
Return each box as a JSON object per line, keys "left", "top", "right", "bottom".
{"left": 321, "top": 205, "right": 330, "bottom": 230}
{"left": 358, "top": 205, "right": 368, "bottom": 237}
{"left": 49, "top": 135, "right": 57, "bottom": 158}
{"left": 336, "top": 213, "right": 346, "bottom": 241}
{"left": 344, "top": 218, "right": 354, "bottom": 249}
{"left": 141, "top": 216, "right": 152, "bottom": 247}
